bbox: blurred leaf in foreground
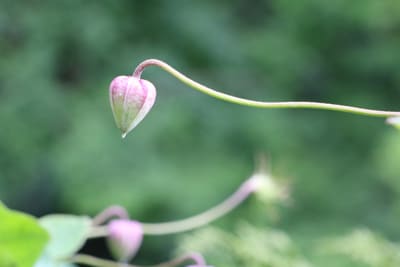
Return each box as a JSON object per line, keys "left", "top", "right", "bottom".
{"left": 0, "top": 202, "right": 49, "bottom": 267}
{"left": 34, "top": 215, "right": 91, "bottom": 267}
{"left": 38, "top": 215, "right": 91, "bottom": 259}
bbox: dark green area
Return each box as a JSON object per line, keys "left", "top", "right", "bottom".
{"left": 1, "top": 0, "right": 400, "bottom": 266}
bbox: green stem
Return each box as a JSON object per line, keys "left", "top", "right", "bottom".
{"left": 69, "top": 254, "right": 129, "bottom": 267}
{"left": 92, "top": 205, "right": 130, "bottom": 226}
{"left": 89, "top": 175, "right": 259, "bottom": 237}
{"left": 68, "top": 252, "right": 206, "bottom": 267}
{"left": 140, "top": 175, "right": 258, "bottom": 235}
{"left": 133, "top": 59, "right": 400, "bottom": 118}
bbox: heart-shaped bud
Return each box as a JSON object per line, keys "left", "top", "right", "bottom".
{"left": 107, "top": 219, "right": 143, "bottom": 262}
{"left": 109, "top": 76, "right": 156, "bottom": 138}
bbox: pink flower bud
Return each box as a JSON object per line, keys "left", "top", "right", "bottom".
{"left": 107, "top": 219, "right": 143, "bottom": 262}
{"left": 109, "top": 76, "right": 156, "bottom": 138}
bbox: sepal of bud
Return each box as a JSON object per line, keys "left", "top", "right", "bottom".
{"left": 248, "top": 155, "right": 289, "bottom": 205}
{"left": 109, "top": 75, "right": 156, "bottom": 138}
{"left": 107, "top": 219, "right": 143, "bottom": 262}
{"left": 250, "top": 171, "right": 289, "bottom": 204}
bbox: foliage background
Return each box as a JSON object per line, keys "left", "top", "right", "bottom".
{"left": 1, "top": 0, "right": 400, "bottom": 266}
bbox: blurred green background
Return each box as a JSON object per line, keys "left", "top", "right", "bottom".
{"left": 1, "top": 0, "right": 400, "bottom": 266}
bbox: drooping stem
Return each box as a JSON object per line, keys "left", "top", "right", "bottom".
{"left": 92, "top": 205, "right": 130, "bottom": 225}
{"left": 68, "top": 252, "right": 206, "bottom": 267}
{"left": 151, "top": 252, "right": 207, "bottom": 267}
{"left": 89, "top": 174, "right": 260, "bottom": 237}
{"left": 140, "top": 175, "right": 259, "bottom": 235}
{"left": 133, "top": 59, "right": 400, "bottom": 118}
{"left": 69, "top": 254, "right": 128, "bottom": 267}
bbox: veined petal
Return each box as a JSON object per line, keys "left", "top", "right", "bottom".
{"left": 125, "top": 79, "right": 157, "bottom": 135}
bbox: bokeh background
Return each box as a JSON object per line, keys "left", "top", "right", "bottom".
{"left": 1, "top": 1, "right": 400, "bottom": 266}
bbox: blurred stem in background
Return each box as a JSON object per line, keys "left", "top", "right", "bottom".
{"left": 69, "top": 252, "right": 207, "bottom": 267}
{"left": 88, "top": 166, "right": 275, "bottom": 237}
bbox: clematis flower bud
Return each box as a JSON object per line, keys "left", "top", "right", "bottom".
{"left": 109, "top": 75, "right": 156, "bottom": 138}
{"left": 107, "top": 219, "right": 143, "bottom": 262}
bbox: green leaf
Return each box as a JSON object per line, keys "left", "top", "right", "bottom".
{"left": 0, "top": 250, "right": 16, "bottom": 267}
{"left": 38, "top": 214, "right": 92, "bottom": 259}
{"left": 0, "top": 202, "right": 49, "bottom": 267}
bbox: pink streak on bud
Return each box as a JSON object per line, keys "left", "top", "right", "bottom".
{"left": 107, "top": 219, "right": 143, "bottom": 262}
{"left": 109, "top": 75, "right": 156, "bottom": 138}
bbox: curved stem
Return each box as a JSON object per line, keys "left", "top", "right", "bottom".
{"left": 68, "top": 252, "right": 206, "bottom": 267}
{"left": 69, "top": 254, "right": 131, "bottom": 267}
{"left": 89, "top": 175, "right": 258, "bottom": 237}
{"left": 92, "top": 205, "right": 130, "bottom": 226}
{"left": 133, "top": 59, "right": 400, "bottom": 118}
{"left": 140, "top": 176, "right": 257, "bottom": 235}
{"left": 151, "top": 252, "right": 207, "bottom": 267}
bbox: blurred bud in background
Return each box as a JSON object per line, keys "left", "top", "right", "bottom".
{"left": 107, "top": 219, "right": 143, "bottom": 262}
